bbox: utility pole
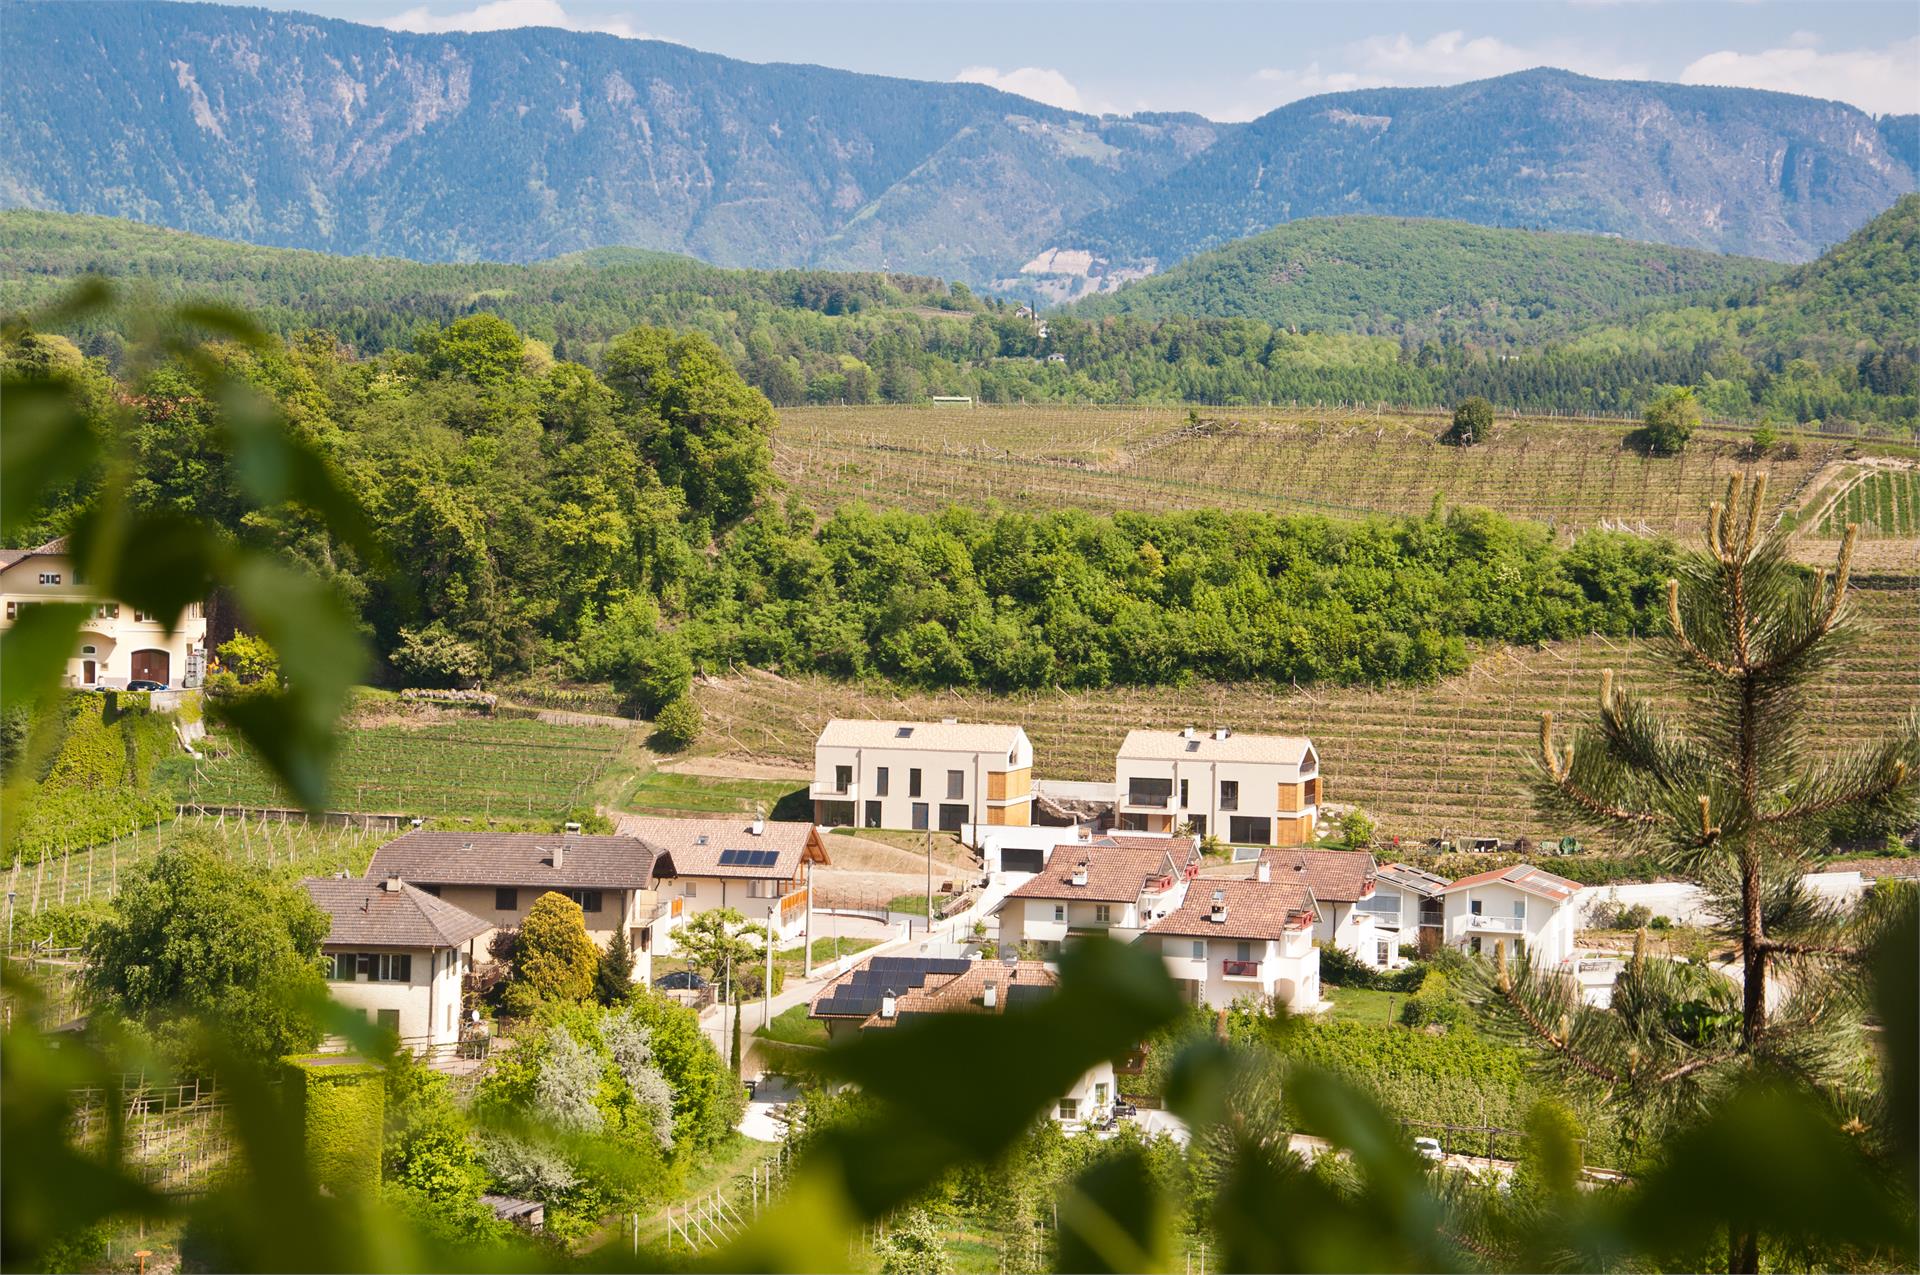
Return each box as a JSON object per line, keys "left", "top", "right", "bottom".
{"left": 925, "top": 826, "right": 934, "bottom": 943}
{"left": 763, "top": 916, "right": 773, "bottom": 1038}
{"left": 803, "top": 860, "right": 815, "bottom": 979}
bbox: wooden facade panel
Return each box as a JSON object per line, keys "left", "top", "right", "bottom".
{"left": 987, "top": 768, "right": 1032, "bottom": 801}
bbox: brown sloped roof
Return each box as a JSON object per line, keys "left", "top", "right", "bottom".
{"left": 1150, "top": 879, "right": 1319, "bottom": 941}
{"left": 1008, "top": 843, "right": 1195, "bottom": 904}
{"left": 303, "top": 876, "right": 492, "bottom": 949}
{"left": 1438, "top": 864, "right": 1582, "bottom": 902}
{"left": 618, "top": 815, "right": 827, "bottom": 879}
{"left": 861, "top": 961, "right": 1057, "bottom": 1030}
{"left": 0, "top": 536, "right": 68, "bottom": 571}
{"left": 1259, "top": 848, "right": 1377, "bottom": 903}
{"left": 365, "top": 830, "right": 655, "bottom": 890}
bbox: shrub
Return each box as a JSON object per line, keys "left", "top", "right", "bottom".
{"left": 594, "top": 933, "right": 635, "bottom": 1005}
{"left": 391, "top": 622, "right": 489, "bottom": 688}
{"left": 1399, "top": 969, "right": 1467, "bottom": 1029}
{"left": 875, "top": 1208, "right": 955, "bottom": 1275}
{"left": 1443, "top": 396, "right": 1493, "bottom": 446}
{"left": 649, "top": 695, "right": 702, "bottom": 752}
{"left": 508, "top": 892, "right": 599, "bottom": 1012}
{"left": 1649, "top": 915, "right": 1673, "bottom": 931}
{"left": 285, "top": 1056, "right": 385, "bottom": 1198}
{"left": 215, "top": 632, "right": 281, "bottom": 685}
{"left": 1641, "top": 385, "right": 1700, "bottom": 456}
{"left": 1315, "top": 941, "right": 1379, "bottom": 989}
{"left": 1340, "top": 810, "right": 1376, "bottom": 849}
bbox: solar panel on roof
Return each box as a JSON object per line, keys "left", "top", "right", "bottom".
{"left": 814, "top": 991, "right": 888, "bottom": 1017}
{"left": 1004, "top": 984, "right": 1052, "bottom": 1007}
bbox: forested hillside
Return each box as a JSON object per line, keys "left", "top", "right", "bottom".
{"left": 1055, "top": 69, "right": 1916, "bottom": 273}
{"left": 1071, "top": 217, "right": 1784, "bottom": 346}
{"left": 0, "top": 0, "right": 1217, "bottom": 286}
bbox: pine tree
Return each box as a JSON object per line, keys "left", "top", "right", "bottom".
{"left": 1468, "top": 478, "right": 1918, "bottom": 1272}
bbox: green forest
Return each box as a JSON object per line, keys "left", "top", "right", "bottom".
{"left": 5, "top": 310, "right": 1679, "bottom": 707}
{"left": 4, "top": 198, "right": 1914, "bottom": 428}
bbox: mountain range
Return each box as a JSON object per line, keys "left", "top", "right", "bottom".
{"left": 1, "top": 1, "right": 1915, "bottom": 289}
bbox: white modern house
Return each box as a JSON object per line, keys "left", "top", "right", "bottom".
{"left": 1115, "top": 728, "right": 1320, "bottom": 846}
{"left": 622, "top": 815, "right": 830, "bottom": 946}
{"left": 1367, "top": 863, "right": 1451, "bottom": 961}
{"left": 0, "top": 536, "right": 209, "bottom": 689}
{"left": 303, "top": 875, "right": 491, "bottom": 1054}
{"left": 1147, "top": 864, "right": 1322, "bottom": 1010}
{"left": 812, "top": 718, "right": 1034, "bottom": 832}
{"left": 1436, "top": 865, "right": 1584, "bottom": 966}
{"left": 995, "top": 837, "right": 1201, "bottom": 954}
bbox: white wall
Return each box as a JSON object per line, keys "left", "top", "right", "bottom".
{"left": 814, "top": 738, "right": 1030, "bottom": 830}
{"left": 1156, "top": 932, "right": 1319, "bottom": 1010}
{"left": 657, "top": 875, "right": 810, "bottom": 946}
{"left": 1575, "top": 873, "right": 1868, "bottom": 928}
{"left": 1445, "top": 882, "right": 1579, "bottom": 965}
{"left": 323, "top": 944, "right": 469, "bottom": 1051}
{"left": 1115, "top": 755, "right": 1314, "bottom": 844}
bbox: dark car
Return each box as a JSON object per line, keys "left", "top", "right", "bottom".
{"left": 655, "top": 970, "right": 709, "bottom": 991}
{"left": 126, "top": 679, "right": 169, "bottom": 692}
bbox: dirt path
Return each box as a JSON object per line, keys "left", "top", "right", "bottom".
{"left": 819, "top": 830, "right": 976, "bottom": 877}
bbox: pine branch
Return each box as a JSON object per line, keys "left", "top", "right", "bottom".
{"left": 1494, "top": 979, "right": 1621, "bottom": 1086}
{"left": 1760, "top": 760, "right": 1910, "bottom": 825}
{"left": 1651, "top": 1052, "right": 1739, "bottom": 1085}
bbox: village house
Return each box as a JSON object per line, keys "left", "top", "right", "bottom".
{"left": 302, "top": 875, "right": 491, "bottom": 1053}
{"left": 1437, "top": 864, "right": 1585, "bottom": 966}
{"left": 809, "top": 956, "right": 1118, "bottom": 1127}
{"left": 1114, "top": 727, "right": 1320, "bottom": 846}
{"left": 619, "top": 815, "right": 830, "bottom": 947}
{"left": 0, "top": 536, "right": 209, "bottom": 689}
{"left": 994, "top": 836, "right": 1201, "bottom": 954}
{"left": 1147, "top": 863, "right": 1322, "bottom": 1010}
{"left": 1260, "top": 848, "right": 1392, "bottom": 967}
{"left": 811, "top": 718, "right": 1034, "bottom": 832}
{"left": 1368, "top": 863, "right": 1451, "bottom": 960}
{"left": 362, "top": 830, "right": 660, "bottom": 973}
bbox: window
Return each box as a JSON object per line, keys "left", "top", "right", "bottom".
{"left": 1127, "top": 777, "right": 1172, "bottom": 807}
{"left": 1189, "top": 814, "right": 1207, "bottom": 835}
{"left": 93, "top": 605, "right": 118, "bottom": 620}
{"left": 1377, "top": 939, "right": 1390, "bottom": 965}
{"left": 1057, "top": 1098, "right": 1078, "bottom": 1121}
{"left": 1236, "top": 941, "right": 1252, "bottom": 962}
{"left": 1191, "top": 940, "right": 1205, "bottom": 960}
{"left": 355, "top": 952, "right": 412, "bottom": 982}
{"left": 833, "top": 765, "right": 852, "bottom": 793}
{"left": 1470, "top": 935, "right": 1483, "bottom": 955}
{"left": 376, "top": 1008, "right": 401, "bottom": 1033}
{"left": 1357, "top": 892, "right": 1399, "bottom": 917}
{"left": 1179, "top": 778, "right": 1189, "bottom": 808}
{"left": 1053, "top": 904, "right": 1065, "bottom": 922}
{"left": 864, "top": 800, "right": 881, "bottom": 828}
{"left": 80, "top": 644, "right": 97, "bottom": 656}
{"left": 134, "top": 610, "right": 153, "bottom": 623}
{"left": 909, "top": 768, "right": 922, "bottom": 798}
{"left": 38, "top": 572, "right": 61, "bottom": 585}
{"left": 562, "top": 888, "right": 604, "bottom": 914}
{"left": 875, "top": 766, "right": 889, "bottom": 797}
{"left": 1469, "top": 899, "right": 1483, "bottom": 916}
{"left": 496, "top": 887, "right": 518, "bottom": 912}
{"left": 946, "top": 769, "right": 964, "bottom": 800}
{"left": 3, "top": 602, "right": 14, "bottom": 621}
{"left": 327, "top": 952, "right": 355, "bottom": 981}
{"left": 683, "top": 881, "right": 698, "bottom": 898}
{"left": 911, "top": 802, "right": 929, "bottom": 831}
{"left": 937, "top": 802, "right": 967, "bottom": 832}
{"left": 1095, "top": 1082, "right": 1109, "bottom": 1106}
{"left": 1219, "top": 780, "right": 1239, "bottom": 811}
{"left": 1228, "top": 816, "right": 1270, "bottom": 845}
{"left": 1512, "top": 899, "right": 1527, "bottom": 921}
{"left": 1093, "top": 904, "right": 1111, "bottom": 924}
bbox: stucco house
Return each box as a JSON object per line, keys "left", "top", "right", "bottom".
{"left": 620, "top": 815, "right": 830, "bottom": 946}
{"left": 1367, "top": 863, "right": 1451, "bottom": 959}
{"left": 1260, "top": 848, "right": 1392, "bottom": 967}
{"left": 811, "top": 718, "right": 1034, "bottom": 831}
{"left": 995, "top": 836, "right": 1201, "bottom": 954}
{"left": 1436, "top": 864, "right": 1584, "bottom": 966}
{"left": 810, "top": 956, "right": 1118, "bottom": 1127}
{"left": 1114, "top": 728, "right": 1320, "bottom": 846}
{"left": 303, "top": 875, "right": 491, "bottom": 1053}
{"left": 362, "top": 830, "right": 660, "bottom": 974}
{"left": 1147, "top": 865, "right": 1322, "bottom": 1010}
{"left": 0, "top": 536, "right": 208, "bottom": 689}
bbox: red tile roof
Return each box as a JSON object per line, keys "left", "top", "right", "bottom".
{"left": 1258, "top": 848, "right": 1377, "bottom": 902}
{"left": 1008, "top": 842, "right": 1197, "bottom": 904}
{"left": 366, "top": 830, "right": 655, "bottom": 890}
{"left": 618, "top": 815, "right": 827, "bottom": 880}
{"left": 1149, "top": 878, "right": 1319, "bottom": 941}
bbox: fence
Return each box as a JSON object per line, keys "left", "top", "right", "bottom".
{"left": 661, "top": 1144, "right": 791, "bottom": 1251}
{"left": 67, "top": 1075, "right": 235, "bottom": 1195}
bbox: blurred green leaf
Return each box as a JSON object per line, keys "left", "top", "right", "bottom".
{"left": 0, "top": 602, "right": 89, "bottom": 714}
{"left": 1057, "top": 1149, "right": 1168, "bottom": 1274}
{"left": 0, "top": 375, "right": 97, "bottom": 539}
{"left": 68, "top": 508, "right": 220, "bottom": 634}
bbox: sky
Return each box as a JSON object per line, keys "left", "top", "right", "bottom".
{"left": 233, "top": 0, "right": 1918, "bottom": 121}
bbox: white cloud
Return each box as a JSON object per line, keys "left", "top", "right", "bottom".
{"left": 1678, "top": 36, "right": 1920, "bottom": 116}
{"left": 383, "top": 0, "right": 653, "bottom": 39}
{"left": 1230, "top": 29, "right": 1650, "bottom": 121}
{"left": 954, "top": 65, "right": 1093, "bottom": 114}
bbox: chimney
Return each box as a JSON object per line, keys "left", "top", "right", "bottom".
{"left": 382, "top": 873, "right": 403, "bottom": 892}
{"left": 1209, "top": 888, "right": 1227, "bottom": 923}
{"left": 983, "top": 979, "right": 997, "bottom": 1009}
{"left": 1214, "top": 726, "right": 1230, "bottom": 741}
{"left": 551, "top": 841, "right": 565, "bottom": 870}
{"left": 1256, "top": 859, "right": 1271, "bottom": 883}
{"left": 751, "top": 815, "right": 765, "bottom": 837}
{"left": 880, "top": 989, "right": 898, "bottom": 1020}
{"left": 1070, "top": 862, "right": 1089, "bottom": 887}
{"left": 1182, "top": 725, "right": 1196, "bottom": 741}
{"left": 564, "top": 820, "right": 582, "bottom": 835}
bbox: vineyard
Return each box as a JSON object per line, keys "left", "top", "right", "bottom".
{"left": 1817, "top": 468, "right": 1920, "bottom": 537}
{"left": 774, "top": 404, "right": 1878, "bottom": 538}
{"left": 167, "top": 715, "right": 629, "bottom": 819}
{"left": 688, "top": 577, "right": 1920, "bottom": 847}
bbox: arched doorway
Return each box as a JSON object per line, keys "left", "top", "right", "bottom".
{"left": 130, "top": 649, "right": 171, "bottom": 684}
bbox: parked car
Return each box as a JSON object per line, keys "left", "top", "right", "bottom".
{"left": 126, "top": 680, "right": 169, "bottom": 691}
{"left": 1413, "top": 1136, "right": 1445, "bottom": 1163}
{"left": 655, "top": 970, "right": 709, "bottom": 991}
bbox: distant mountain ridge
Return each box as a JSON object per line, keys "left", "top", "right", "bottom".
{"left": 1, "top": 5, "right": 1914, "bottom": 285}
{"left": 1038, "top": 69, "right": 1916, "bottom": 291}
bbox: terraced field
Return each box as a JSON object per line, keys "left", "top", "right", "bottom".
{"left": 689, "top": 577, "right": 1920, "bottom": 847}
{"left": 776, "top": 405, "right": 1862, "bottom": 538}
{"left": 1818, "top": 468, "right": 1920, "bottom": 537}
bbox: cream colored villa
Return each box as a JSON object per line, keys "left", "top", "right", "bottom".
{"left": 812, "top": 718, "right": 1034, "bottom": 831}
{"left": 302, "top": 875, "right": 491, "bottom": 1054}
{"left": 0, "top": 537, "right": 209, "bottom": 688}
{"left": 1115, "top": 727, "right": 1321, "bottom": 846}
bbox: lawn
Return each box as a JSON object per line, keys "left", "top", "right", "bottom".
{"left": 1324, "top": 985, "right": 1408, "bottom": 1026}
{"left": 754, "top": 1003, "right": 829, "bottom": 1048}
{"left": 776, "top": 936, "right": 879, "bottom": 977}
{"left": 621, "top": 770, "right": 809, "bottom": 820}
{"left": 888, "top": 893, "right": 931, "bottom": 917}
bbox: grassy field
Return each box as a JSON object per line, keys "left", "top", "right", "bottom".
{"left": 755, "top": 1003, "right": 830, "bottom": 1047}
{"left": 620, "top": 770, "right": 809, "bottom": 821}
{"left": 1324, "top": 985, "right": 1409, "bottom": 1026}
{"left": 167, "top": 711, "right": 630, "bottom": 817}
{"left": 774, "top": 404, "right": 1896, "bottom": 539}
{"left": 690, "top": 576, "right": 1920, "bottom": 848}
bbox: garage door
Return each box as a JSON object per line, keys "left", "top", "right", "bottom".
{"left": 130, "top": 649, "right": 170, "bottom": 684}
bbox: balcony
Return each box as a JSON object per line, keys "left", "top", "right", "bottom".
{"left": 808, "top": 780, "right": 859, "bottom": 802}
{"left": 1465, "top": 912, "right": 1524, "bottom": 933}
{"left": 1122, "top": 790, "right": 1172, "bottom": 809}
{"left": 1221, "top": 959, "right": 1264, "bottom": 979}
{"left": 1418, "top": 907, "right": 1444, "bottom": 928}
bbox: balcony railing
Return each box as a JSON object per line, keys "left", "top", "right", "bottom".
{"left": 1124, "top": 791, "right": 1172, "bottom": 808}
{"left": 1221, "top": 959, "right": 1263, "bottom": 978}
{"left": 1418, "top": 907, "right": 1444, "bottom": 927}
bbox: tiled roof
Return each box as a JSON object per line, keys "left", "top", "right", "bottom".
{"left": 1439, "top": 864, "right": 1583, "bottom": 902}
{"left": 816, "top": 718, "right": 1026, "bottom": 754}
{"left": 1118, "top": 728, "right": 1316, "bottom": 771}
{"left": 862, "top": 961, "right": 1057, "bottom": 1029}
{"left": 0, "top": 536, "right": 68, "bottom": 571}
{"left": 1008, "top": 842, "right": 1195, "bottom": 903}
{"left": 618, "top": 815, "right": 827, "bottom": 879}
{"left": 1375, "top": 863, "right": 1452, "bottom": 897}
{"left": 365, "top": 830, "right": 655, "bottom": 890}
{"left": 303, "top": 876, "right": 492, "bottom": 949}
{"left": 1150, "top": 878, "right": 1319, "bottom": 941}
{"left": 1259, "top": 848, "right": 1377, "bottom": 902}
